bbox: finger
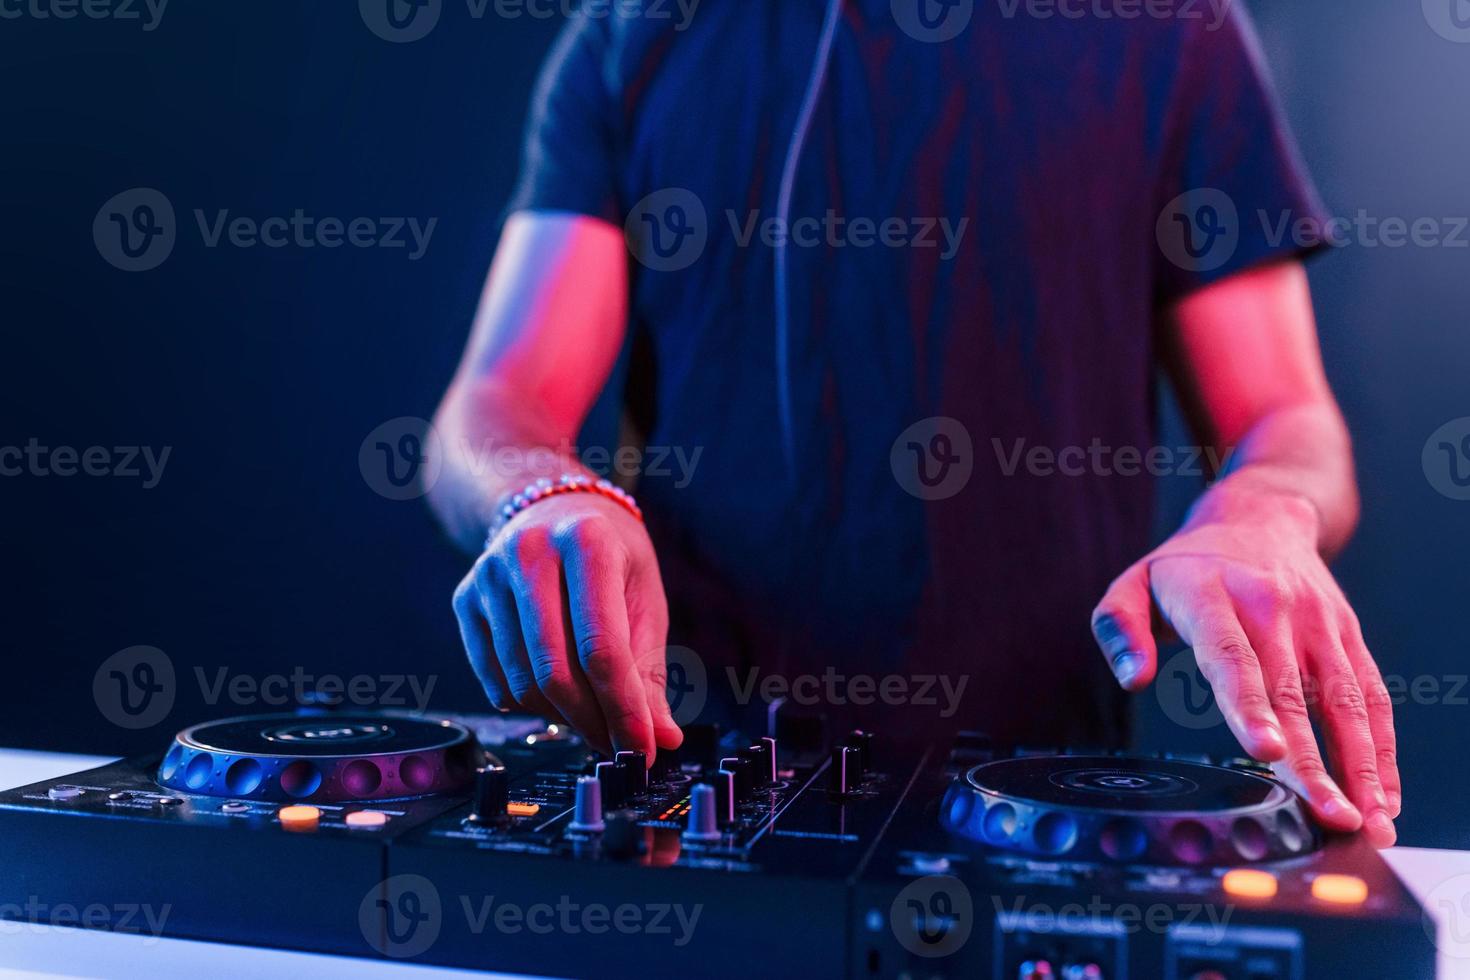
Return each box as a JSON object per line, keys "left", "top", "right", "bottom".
{"left": 1307, "top": 629, "right": 1395, "bottom": 847}
{"left": 1176, "top": 597, "right": 1286, "bottom": 761}
{"left": 1341, "top": 610, "right": 1401, "bottom": 818}
{"left": 558, "top": 529, "right": 657, "bottom": 759}
{"left": 1243, "top": 618, "right": 1361, "bottom": 832}
{"left": 1091, "top": 563, "right": 1159, "bottom": 691}
{"left": 627, "top": 552, "right": 682, "bottom": 753}
{"left": 453, "top": 573, "right": 509, "bottom": 710}
{"left": 505, "top": 532, "right": 613, "bottom": 752}
{"left": 474, "top": 560, "right": 567, "bottom": 726}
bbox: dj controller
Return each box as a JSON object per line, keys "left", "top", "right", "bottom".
{"left": 0, "top": 711, "right": 1438, "bottom": 979}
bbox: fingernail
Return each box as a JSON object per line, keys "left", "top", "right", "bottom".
{"left": 1369, "top": 812, "right": 1397, "bottom": 843}
{"left": 1322, "top": 795, "right": 1361, "bottom": 823}
{"left": 1096, "top": 621, "right": 1134, "bottom": 661}
{"left": 1112, "top": 652, "right": 1143, "bottom": 686}
{"left": 1256, "top": 722, "right": 1285, "bottom": 751}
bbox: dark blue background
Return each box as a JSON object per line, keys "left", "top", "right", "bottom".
{"left": 2, "top": 1, "right": 1467, "bottom": 847}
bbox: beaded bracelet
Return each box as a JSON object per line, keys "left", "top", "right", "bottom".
{"left": 488, "top": 473, "right": 644, "bottom": 542}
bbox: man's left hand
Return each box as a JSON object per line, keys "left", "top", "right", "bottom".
{"left": 1090, "top": 485, "right": 1400, "bottom": 848}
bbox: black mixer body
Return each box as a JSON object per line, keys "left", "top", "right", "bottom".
{"left": 0, "top": 713, "right": 1438, "bottom": 979}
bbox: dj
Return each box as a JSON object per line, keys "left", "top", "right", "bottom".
{"left": 428, "top": 2, "right": 1398, "bottom": 849}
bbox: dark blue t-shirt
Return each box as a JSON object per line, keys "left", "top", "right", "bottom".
{"left": 507, "top": 0, "right": 1327, "bottom": 745}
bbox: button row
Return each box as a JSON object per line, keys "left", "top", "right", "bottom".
{"left": 1220, "top": 868, "right": 1368, "bottom": 905}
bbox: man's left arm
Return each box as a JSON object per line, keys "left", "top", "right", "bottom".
{"left": 1091, "top": 258, "right": 1400, "bottom": 848}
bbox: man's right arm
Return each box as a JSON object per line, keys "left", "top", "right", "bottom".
{"left": 429, "top": 211, "right": 682, "bottom": 763}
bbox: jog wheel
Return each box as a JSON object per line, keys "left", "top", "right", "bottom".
{"left": 941, "top": 755, "right": 1318, "bottom": 866}
{"left": 155, "top": 713, "right": 484, "bottom": 804}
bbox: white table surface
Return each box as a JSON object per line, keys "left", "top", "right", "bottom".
{"left": 1, "top": 749, "right": 1467, "bottom": 978}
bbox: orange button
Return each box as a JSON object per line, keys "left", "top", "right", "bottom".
{"left": 345, "top": 810, "right": 389, "bottom": 829}
{"left": 507, "top": 802, "right": 541, "bottom": 818}
{"left": 1312, "top": 874, "right": 1369, "bottom": 905}
{"left": 1222, "top": 869, "right": 1278, "bottom": 899}
{"left": 278, "top": 805, "right": 321, "bottom": 831}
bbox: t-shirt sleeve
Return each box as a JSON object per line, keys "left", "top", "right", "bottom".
{"left": 503, "top": 14, "right": 622, "bottom": 225}
{"left": 1152, "top": 5, "right": 1332, "bottom": 305}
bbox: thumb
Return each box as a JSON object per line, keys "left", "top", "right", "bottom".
{"left": 1091, "top": 562, "right": 1160, "bottom": 692}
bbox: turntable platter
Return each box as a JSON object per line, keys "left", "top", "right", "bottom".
{"left": 942, "top": 755, "right": 1318, "bottom": 866}
{"left": 154, "top": 713, "right": 483, "bottom": 804}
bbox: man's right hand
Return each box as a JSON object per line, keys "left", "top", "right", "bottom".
{"left": 451, "top": 491, "right": 683, "bottom": 762}
{"left": 431, "top": 213, "right": 671, "bottom": 758}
